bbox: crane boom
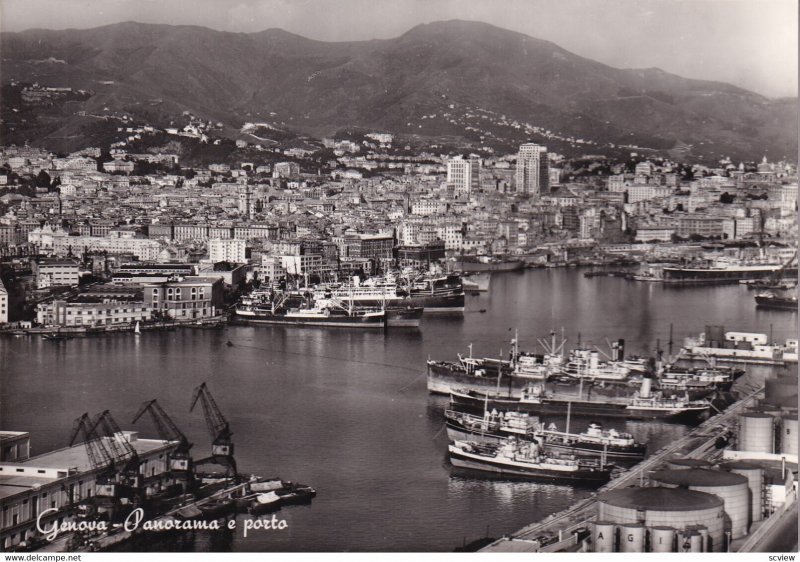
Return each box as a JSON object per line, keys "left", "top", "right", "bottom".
{"left": 89, "top": 410, "right": 139, "bottom": 467}
{"left": 69, "top": 412, "right": 114, "bottom": 472}
{"left": 190, "top": 382, "right": 232, "bottom": 443}
{"left": 132, "top": 399, "right": 192, "bottom": 454}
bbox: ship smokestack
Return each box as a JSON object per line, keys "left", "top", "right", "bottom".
{"left": 641, "top": 378, "right": 652, "bottom": 399}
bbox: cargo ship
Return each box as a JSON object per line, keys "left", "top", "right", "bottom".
{"left": 456, "top": 256, "right": 525, "bottom": 273}
{"left": 449, "top": 379, "right": 711, "bottom": 423}
{"left": 405, "top": 273, "right": 465, "bottom": 312}
{"left": 444, "top": 411, "right": 647, "bottom": 463}
{"left": 234, "top": 292, "right": 385, "bottom": 328}
{"left": 448, "top": 439, "right": 613, "bottom": 484}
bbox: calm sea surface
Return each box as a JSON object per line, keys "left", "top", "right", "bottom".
{"left": 1, "top": 269, "right": 796, "bottom": 551}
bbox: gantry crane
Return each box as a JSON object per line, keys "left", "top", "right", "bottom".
{"left": 132, "top": 399, "right": 194, "bottom": 473}
{"left": 189, "top": 382, "right": 237, "bottom": 477}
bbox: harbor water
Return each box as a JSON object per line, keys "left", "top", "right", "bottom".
{"left": 0, "top": 268, "right": 795, "bottom": 551}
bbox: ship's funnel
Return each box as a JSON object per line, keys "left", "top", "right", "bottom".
{"left": 641, "top": 378, "right": 652, "bottom": 398}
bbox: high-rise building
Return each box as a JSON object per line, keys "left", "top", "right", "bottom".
{"left": 515, "top": 144, "right": 549, "bottom": 196}
{"left": 446, "top": 155, "right": 481, "bottom": 195}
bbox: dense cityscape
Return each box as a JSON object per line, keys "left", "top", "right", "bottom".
{"left": 0, "top": 5, "right": 797, "bottom": 557}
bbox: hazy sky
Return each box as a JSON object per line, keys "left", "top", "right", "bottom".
{"left": 1, "top": 0, "right": 796, "bottom": 97}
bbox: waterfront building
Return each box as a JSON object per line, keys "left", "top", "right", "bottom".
{"left": 36, "top": 297, "right": 149, "bottom": 327}
{"left": 143, "top": 278, "right": 225, "bottom": 320}
{"left": 677, "top": 215, "right": 725, "bottom": 239}
{"left": 515, "top": 144, "right": 549, "bottom": 197}
{"left": 31, "top": 258, "right": 80, "bottom": 289}
{"left": 0, "top": 430, "right": 178, "bottom": 550}
{"left": 446, "top": 155, "right": 481, "bottom": 196}
{"left": 209, "top": 238, "right": 246, "bottom": 263}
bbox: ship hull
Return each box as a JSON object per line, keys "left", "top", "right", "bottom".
{"left": 448, "top": 449, "right": 611, "bottom": 484}
{"left": 660, "top": 266, "right": 798, "bottom": 285}
{"left": 234, "top": 310, "right": 384, "bottom": 329}
{"left": 450, "top": 393, "right": 709, "bottom": 423}
{"left": 407, "top": 292, "right": 465, "bottom": 313}
{"left": 755, "top": 296, "right": 798, "bottom": 311}
{"left": 457, "top": 260, "right": 525, "bottom": 273}
{"left": 385, "top": 306, "right": 425, "bottom": 327}
{"left": 444, "top": 423, "right": 646, "bottom": 463}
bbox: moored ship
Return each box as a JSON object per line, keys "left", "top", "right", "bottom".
{"left": 450, "top": 379, "right": 711, "bottom": 423}
{"left": 448, "top": 439, "right": 613, "bottom": 484}
{"left": 755, "top": 291, "right": 798, "bottom": 311}
{"left": 456, "top": 256, "right": 525, "bottom": 273}
{"left": 234, "top": 291, "right": 385, "bottom": 329}
{"left": 444, "top": 410, "right": 646, "bottom": 463}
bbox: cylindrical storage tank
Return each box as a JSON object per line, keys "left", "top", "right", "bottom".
{"left": 651, "top": 469, "right": 750, "bottom": 540}
{"left": 666, "top": 458, "right": 713, "bottom": 470}
{"left": 649, "top": 526, "right": 675, "bottom": 552}
{"left": 781, "top": 415, "right": 798, "bottom": 456}
{"left": 686, "top": 524, "right": 709, "bottom": 552}
{"left": 738, "top": 413, "right": 775, "bottom": 453}
{"left": 619, "top": 523, "right": 645, "bottom": 552}
{"left": 685, "top": 531, "right": 703, "bottom": 552}
{"left": 720, "top": 461, "right": 764, "bottom": 523}
{"left": 591, "top": 521, "right": 616, "bottom": 553}
{"left": 598, "top": 487, "right": 725, "bottom": 552}
{"left": 765, "top": 374, "right": 799, "bottom": 408}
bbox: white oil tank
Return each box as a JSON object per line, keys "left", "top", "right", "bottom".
{"left": 781, "top": 415, "right": 798, "bottom": 456}
{"left": 738, "top": 413, "right": 775, "bottom": 453}
{"left": 720, "top": 460, "right": 764, "bottom": 523}
{"left": 651, "top": 469, "right": 750, "bottom": 540}
{"left": 649, "top": 526, "right": 675, "bottom": 552}
{"left": 619, "top": 523, "right": 645, "bottom": 552}
{"left": 598, "top": 487, "right": 725, "bottom": 551}
{"left": 592, "top": 521, "right": 616, "bottom": 553}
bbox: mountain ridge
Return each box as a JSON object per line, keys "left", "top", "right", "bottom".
{"left": 1, "top": 19, "right": 795, "bottom": 160}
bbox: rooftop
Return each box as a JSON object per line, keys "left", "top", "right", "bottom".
{"left": 599, "top": 486, "right": 724, "bottom": 511}
{"left": 651, "top": 468, "right": 748, "bottom": 487}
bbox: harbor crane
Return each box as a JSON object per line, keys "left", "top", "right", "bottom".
{"left": 132, "top": 399, "right": 193, "bottom": 473}
{"left": 69, "top": 412, "right": 114, "bottom": 475}
{"left": 190, "top": 382, "right": 237, "bottom": 477}
{"left": 88, "top": 410, "right": 142, "bottom": 494}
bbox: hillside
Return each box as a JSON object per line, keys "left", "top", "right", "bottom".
{"left": 1, "top": 20, "right": 795, "bottom": 160}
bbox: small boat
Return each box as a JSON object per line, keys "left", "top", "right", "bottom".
{"left": 226, "top": 341, "right": 235, "bottom": 347}
{"left": 42, "top": 333, "right": 69, "bottom": 341}
{"left": 248, "top": 491, "right": 282, "bottom": 515}
{"left": 274, "top": 482, "right": 316, "bottom": 505}
{"left": 134, "top": 321, "right": 141, "bottom": 335}
{"left": 198, "top": 497, "right": 236, "bottom": 519}
{"left": 479, "top": 309, "right": 487, "bottom": 313}
{"left": 448, "top": 439, "right": 612, "bottom": 484}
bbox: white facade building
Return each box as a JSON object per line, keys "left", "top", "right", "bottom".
{"left": 515, "top": 144, "right": 549, "bottom": 196}
{"left": 209, "top": 238, "right": 246, "bottom": 263}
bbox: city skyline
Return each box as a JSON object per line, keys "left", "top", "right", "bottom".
{"left": 0, "top": 0, "right": 797, "bottom": 98}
